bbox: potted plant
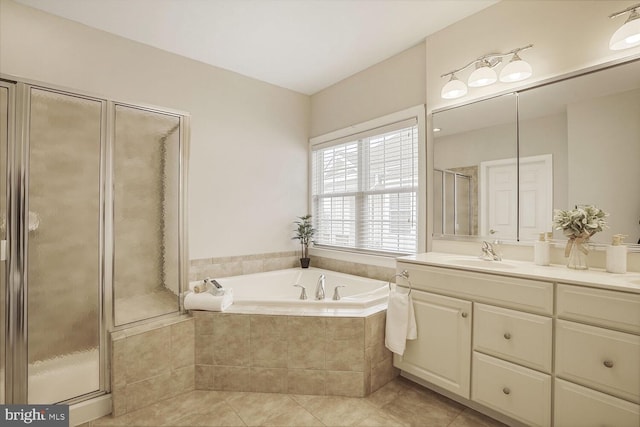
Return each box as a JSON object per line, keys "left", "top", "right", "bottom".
{"left": 292, "top": 214, "right": 316, "bottom": 268}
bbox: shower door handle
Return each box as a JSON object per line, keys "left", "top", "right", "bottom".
{"left": 0, "top": 239, "right": 5, "bottom": 261}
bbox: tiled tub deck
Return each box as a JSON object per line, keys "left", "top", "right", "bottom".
{"left": 193, "top": 310, "right": 398, "bottom": 397}
{"left": 110, "top": 310, "right": 398, "bottom": 417}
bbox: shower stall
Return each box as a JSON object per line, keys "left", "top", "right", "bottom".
{"left": 0, "top": 78, "right": 188, "bottom": 405}
{"left": 433, "top": 168, "right": 474, "bottom": 236}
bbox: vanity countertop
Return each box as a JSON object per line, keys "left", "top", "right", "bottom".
{"left": 397, "top": 252, "right": 640, "bottom": 294}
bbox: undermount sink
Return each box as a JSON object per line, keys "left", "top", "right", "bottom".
{"left": 448, "top": 258, "right": 517, "bottom": 269}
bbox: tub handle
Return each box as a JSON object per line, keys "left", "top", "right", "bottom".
{"left": 293, "top": 284, "right": 308, "bottom": 300}
{"left": 333, "top": 285, "right": 345, "bottom": 301}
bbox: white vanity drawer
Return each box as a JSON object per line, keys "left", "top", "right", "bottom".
{"left": 557, "top": 284, "right": 640, "bottom": 334}
{"left": 473, "top": 303, "right": 552, "bottom": 372}
{"left": 398, "top": 262, "right": 553, "bottom": 315}
{"left": 556, "top": 320, "right": 640, "bottom": 403}
{"left": 472, "top": 352, "right": 551, "bottom": 427}
{"left": 554, "top": 378, "right": 640, "bottom": 427}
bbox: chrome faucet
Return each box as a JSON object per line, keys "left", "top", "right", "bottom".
{"left": 315, "top": 274, "right": 325, "bottom": 300}
{"left": 332, "top": 285, "right": 345, "bottom": 301}
{"left": 481, "top": 240, "right": 502, "bottom": 261}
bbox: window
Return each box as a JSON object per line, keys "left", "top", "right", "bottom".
{"left": 311, "top": 118, "right": 418, "bottom": 254}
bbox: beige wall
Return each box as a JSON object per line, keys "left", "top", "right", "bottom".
{"left": 0, "top": 0, "right": 310, "bottom": 260}
{"left": 310, "top": 42, "right": 426, "bottom": 137}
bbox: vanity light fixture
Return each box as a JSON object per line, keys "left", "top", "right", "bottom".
{"left": 440, "top": 44, "right": 533, "bottom": 99}
{"left": 609, "top": 3, "right": 640, "bottom": 50}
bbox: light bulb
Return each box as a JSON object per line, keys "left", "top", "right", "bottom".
{"left": 610, "top": 10, "right": 640, "bottom": 50}
{"left": 441, "top": 75, "right": 467, "bottom": 99}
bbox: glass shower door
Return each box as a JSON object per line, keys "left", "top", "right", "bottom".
{"left": 0, "top": 82, "right": 10, "bottom": 404}
{"left": 26, "top": 87, "right": 103, "bottom": 403}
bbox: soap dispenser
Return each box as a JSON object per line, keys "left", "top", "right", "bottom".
{"left": 606, "top": 234, "right": 628, "bottom": 274}
{"left": 534, "top": 232, "right": 550, "bottom": 266}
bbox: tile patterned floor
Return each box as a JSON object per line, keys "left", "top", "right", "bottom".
{"left": 80, "top": 377, "right": 506, "bottom": 427}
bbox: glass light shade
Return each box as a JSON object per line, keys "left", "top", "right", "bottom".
{"left": 441, "top": 77, "right": 467, "bottom": 99}
{"left": 468, "top": 65, "right": 497, "bottom": 87}
{"left": 610, "top": 12, "right": 640, "bottom": 50}
{"left": 499, "top": 58, "right": 533, "bottom": 82}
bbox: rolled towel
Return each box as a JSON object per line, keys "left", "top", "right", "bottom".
{"left": 184, "top": 289, "right": 234, "bottom": 312}
{"left": 385, "top": 285, "right": 417, "bottom": 355}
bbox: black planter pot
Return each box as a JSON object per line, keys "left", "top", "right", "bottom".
{"left": 300, "top": 257, "right": 311, "bottom": 268}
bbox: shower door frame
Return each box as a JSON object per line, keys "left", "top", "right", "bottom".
{"left": 4, "top": 79, "right": 111, "bottom": 404}
{"left": 2, "top": 73, "right": 190, "bottom": 405}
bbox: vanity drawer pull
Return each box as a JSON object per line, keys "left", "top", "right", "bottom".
{"left": 503, "top": 387, "right": 511, "bottom": 395}
{"left": 603, "top": 360, "right": 614, "bottom": 368}
{"left": 461, "top": 312, "right": 468, "bottom": 318}
{"left": 503, "top": 332, "right": 511, "bottom": 340}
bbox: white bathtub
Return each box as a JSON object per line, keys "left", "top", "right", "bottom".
{"left": 196, "top": 268, "right": 389, "bottom": 316}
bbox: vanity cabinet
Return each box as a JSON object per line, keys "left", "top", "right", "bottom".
{"left": 394, "top": 259, "right": 640, "bottom": 427}
{"left": 554, "top": 283, "right": 640, "bottom": 426}
{"left": 395, "top": 290, "right": 472, "bottom": 398}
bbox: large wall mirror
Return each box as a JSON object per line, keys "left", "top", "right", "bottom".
{"left": 433, "top": 58, "right": 640, "bottom": 248}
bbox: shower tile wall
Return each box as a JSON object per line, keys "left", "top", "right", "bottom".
{"left": 110, "top": 316, "right": 194, "bottom": 416}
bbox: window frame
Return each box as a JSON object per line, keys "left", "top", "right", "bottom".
{"left": 308, "top": 105, "right": 426, "bottom": 259}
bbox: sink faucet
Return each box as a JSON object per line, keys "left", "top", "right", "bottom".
{"left": 481, "top": 240, "right": 502, "bottom": 261}
{"left": 315, "top": 274, "right": 325, "bottom": 300}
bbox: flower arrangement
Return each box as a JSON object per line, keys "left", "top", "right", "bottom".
{"left": 553, "top": 205, "right": 608, "bottom": 240}
{"left": 553, "top": 205, "right": 607, "bottom": 269}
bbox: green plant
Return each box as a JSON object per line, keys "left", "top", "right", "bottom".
{"left": 292, "top": 214, "right": 316, "bottom": 259}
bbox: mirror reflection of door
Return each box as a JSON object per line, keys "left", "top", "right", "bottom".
{"left": 479, "top": 155, "right": 552, "bottom": 240}
{"left": 480, "top": 158, "right": 517, "bottom": 239}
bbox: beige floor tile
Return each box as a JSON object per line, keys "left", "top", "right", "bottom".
{"left": 365, "top": 377, "right": 415, "bottom": 408}
{"left": 226, "top": 392, "right": 301, "bottom": 426}
{"left": 258, "top": 402, "right": 323, "bottom": 427}
{"left": 292, "top": 394, "right": 382, "bottom": 426}
{"left": 380, "top": 384, "right": 465, "bottom": 427}
{"left": 90, "top": 378, "right": 505, "bottom": 427}
{"left": 448, "top": 408, "right": 507, "bottom": 427}
{"left": 355, "top": 411, "right": 410, "bottom": 427}
{"left": 171, "top": 401, "right": 246, "bottom": 426}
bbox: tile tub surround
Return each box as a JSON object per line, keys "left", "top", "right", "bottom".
{"left": 110, "top": 315, "right": 195, "bottom": 417}
{"left": 189, "top": 251, "right": 396, "bottom": 283}
{"left": 193, "top": 310, "right": 398, "bottom": 397}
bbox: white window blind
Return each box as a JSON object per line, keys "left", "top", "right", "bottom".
{"left": 311, "top": 119, "right": 418, "bottom": 254}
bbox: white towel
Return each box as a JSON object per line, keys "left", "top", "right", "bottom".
{"left": 184, "top": 289, "right": 234, "bottom": 312}
{"left": 385, "top": 285, "right": 417, "bottom": 355}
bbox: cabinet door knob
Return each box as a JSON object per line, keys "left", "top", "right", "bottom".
{"left": 603, "top": 360, "right": 614, "bottom": 368}
{"left": 503, "top": 332, "right": 511, "bottom": 340}
{"left": 502, "top": 387, "right": 511, "bottom": 395}
{"left": 461, "top": 312, "right": 468, "bottom": 318}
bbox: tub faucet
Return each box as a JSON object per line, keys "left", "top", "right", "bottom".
{"left": 293, "top": 284, "right": 307, "bottom": 300}
{"left": 481, "top": 240, "right": 502, "bottom": 261}
{"left": 315, "top": 274, "right": 325, "bottom": 300}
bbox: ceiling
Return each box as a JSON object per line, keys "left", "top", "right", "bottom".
{"left": 15, "top": 0, "right": 498, "bottom": 95}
